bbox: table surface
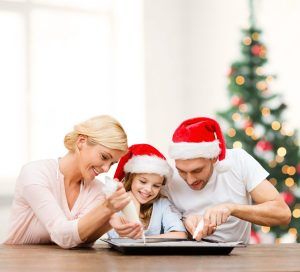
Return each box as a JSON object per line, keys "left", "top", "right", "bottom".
{"left": 1, "top": 243, "right": 300, "bottom": 272}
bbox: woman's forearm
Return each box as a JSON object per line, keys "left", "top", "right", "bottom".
{"left": 78, "top": 199, "right": 113, "bottom": 242}
{"left": 84, "top": 221, "right": 112, "bottom": 244}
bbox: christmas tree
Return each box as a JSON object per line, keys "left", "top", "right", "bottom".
{"left": 217, "top": 0, "right": 300, "bottom": 243}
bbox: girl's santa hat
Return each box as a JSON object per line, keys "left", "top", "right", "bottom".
{"left": 114, "top": 144, "right": 172, "bottom": 181}
{"left": 169, "top": 117, "right": 230, "bottom": 172}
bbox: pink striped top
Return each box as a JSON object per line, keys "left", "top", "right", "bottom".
{"left": 5, "top": 159, "right": 105, "bottom": 248}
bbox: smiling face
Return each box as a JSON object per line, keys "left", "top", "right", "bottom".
{"left": 77, "top": 136, "right": 126, "bottom": 182}
{"left": 175, "top": 157, "right": 216, "bottom": 191}
{"left": 129, "top": 173, "right": 165, "bottom": 204}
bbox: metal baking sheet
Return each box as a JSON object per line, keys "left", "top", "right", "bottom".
{"left": 102, "top": 238, "right": 246, "bottom": 255}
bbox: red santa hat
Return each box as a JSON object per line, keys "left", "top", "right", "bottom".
{"left": 114, "top": 144, "right": 172, "bottom": 181}
{"left": 169, "top": 117, "right": 229, "bottom": 172}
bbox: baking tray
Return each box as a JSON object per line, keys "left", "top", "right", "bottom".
{"left": 102, "top": 238, "right": 246, "bottom": 255}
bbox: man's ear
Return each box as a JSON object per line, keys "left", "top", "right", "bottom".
{"left": 211, "top": 157, "right": 218, "bottom": 164}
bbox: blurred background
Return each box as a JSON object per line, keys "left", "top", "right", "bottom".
{"left": 0, "top": 0, "right": 299, "bottom": 243}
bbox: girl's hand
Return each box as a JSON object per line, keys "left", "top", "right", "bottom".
{"left": 106, "top": 182, "right": 131, "bottom": 213}
{"left": 109, "top": 214, "right": 144, "bottom": 239}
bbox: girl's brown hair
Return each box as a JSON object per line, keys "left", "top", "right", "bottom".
{"left": 123, "top": 173, "right": 166, "bottom": 227}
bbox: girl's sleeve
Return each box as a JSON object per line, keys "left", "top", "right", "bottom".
{"left": 20, "top": 165, "right": 83, "bottom": 249}
{"left": 161, "top": 199, "right": 186, "bottom": 233}
{"left": 107, "top": 229, "right": 119, "bottom": 238}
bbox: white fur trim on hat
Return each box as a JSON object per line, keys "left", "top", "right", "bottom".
{"left": 169, "top": 140, "right": 221, "bottom": 160}
{"left": 124, "top": 155, "right": 172, "bottom": 177}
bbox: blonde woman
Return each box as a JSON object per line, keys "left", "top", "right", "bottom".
{"left": 5, "top": 115, "right": 133, "bottom": 249}
{"left": 108, "top": 144, "right": 187, "bottom": 239}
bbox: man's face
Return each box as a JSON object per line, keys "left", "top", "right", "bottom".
{"left": 175, "top": 157, "right": 216, "bottom": 190}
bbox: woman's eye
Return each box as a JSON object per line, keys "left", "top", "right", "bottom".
{"left": 101, "top": 154, "right": 108, "bottom": 160}
{"left": 154, "top": 185, "right": 161, "bottom": 188}
{"left": 139, "top": 180, "right": 146, "bottom": 184}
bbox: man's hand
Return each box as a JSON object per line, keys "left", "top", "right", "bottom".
{"left": 184, "top": 203, "right": 233, "bottom": 241}
{"left": 109, "top": 214, "right": 143, "bottom": 239}
{"left": 203, "top": 203, "right": 233, "bottom": 227}
{"left": 184, "top": 214, "right": 216, "bottom": 241}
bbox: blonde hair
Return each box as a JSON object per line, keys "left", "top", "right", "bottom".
{"left": 64, "top": 115, "right": 128, "bottom": 152}
{"left": 123, "top": 173, "right": 166, "bottom": 227}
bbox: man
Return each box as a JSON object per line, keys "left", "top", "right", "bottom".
{"left": 165, "top": 116, "right": 291, "bottom": 243}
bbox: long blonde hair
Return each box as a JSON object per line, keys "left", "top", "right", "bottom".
{"left": 123, "top": 173, "right": 166, "bottom": 226}
{"left": 64, "top": 115, "right": 128, "bottom": 152}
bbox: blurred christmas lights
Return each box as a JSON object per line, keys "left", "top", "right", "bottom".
{"left": 271, "top": 121, "right": 281, "bottom": 130}
{"left": 227, "top": 128, "right": 236, "bottom": 137}
{"left": 261, "top": 107, "right": 270, "bottom": 116}
{"left": 269, "top": 178, "right": 277, "bottom": 186}
{"left": 285, "top": 177, "right": 295, "bottom": 187}
{"left": 243, "top": 36, "right": 252, "bottom": 46}
{"left": 277, "top": 147, "right": 287, "bottom": 157}
{"left": 236, "top": 75, "right": 245, "bottom": 85}
{"left": 251, "top": 32, "right": 260, "bottom": 41}
{"left": 233, "top": 141, "right": 243, "bottom": 149}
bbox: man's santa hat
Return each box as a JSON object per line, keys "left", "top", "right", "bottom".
{"left": 169, "top": 117, "right": 229, "bottom": 172}
{"left": 114, "top": 144, "right": 172, "bottom": 181}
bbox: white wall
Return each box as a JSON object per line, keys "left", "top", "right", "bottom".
{"left": 259, "top": 0, "right": 300, "bottom": 129}
{"left": 0, "top": 0, "right": 145, "bottom": 196}
{"left": 144, "top": 0, "right": 300, "bottom": 155}
{"left": 144, "top": 0, "right": 187, "bottom": 155}
{"left": 0, "top": 0, "right": 145, "bottom": 241}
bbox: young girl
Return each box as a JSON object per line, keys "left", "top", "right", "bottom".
{"left": 108, "top": 144, "right": 187, "bottom": 239}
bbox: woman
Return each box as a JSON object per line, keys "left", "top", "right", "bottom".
{"left": 5, "top": 115, "right": 135, "bottom": 249}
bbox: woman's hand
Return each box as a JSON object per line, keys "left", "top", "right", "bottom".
{"left": 109, "top": 214, "right": 144, "bottom": 239}
{"left": 105, "top": 182, "right": 131, "bottom": 213}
